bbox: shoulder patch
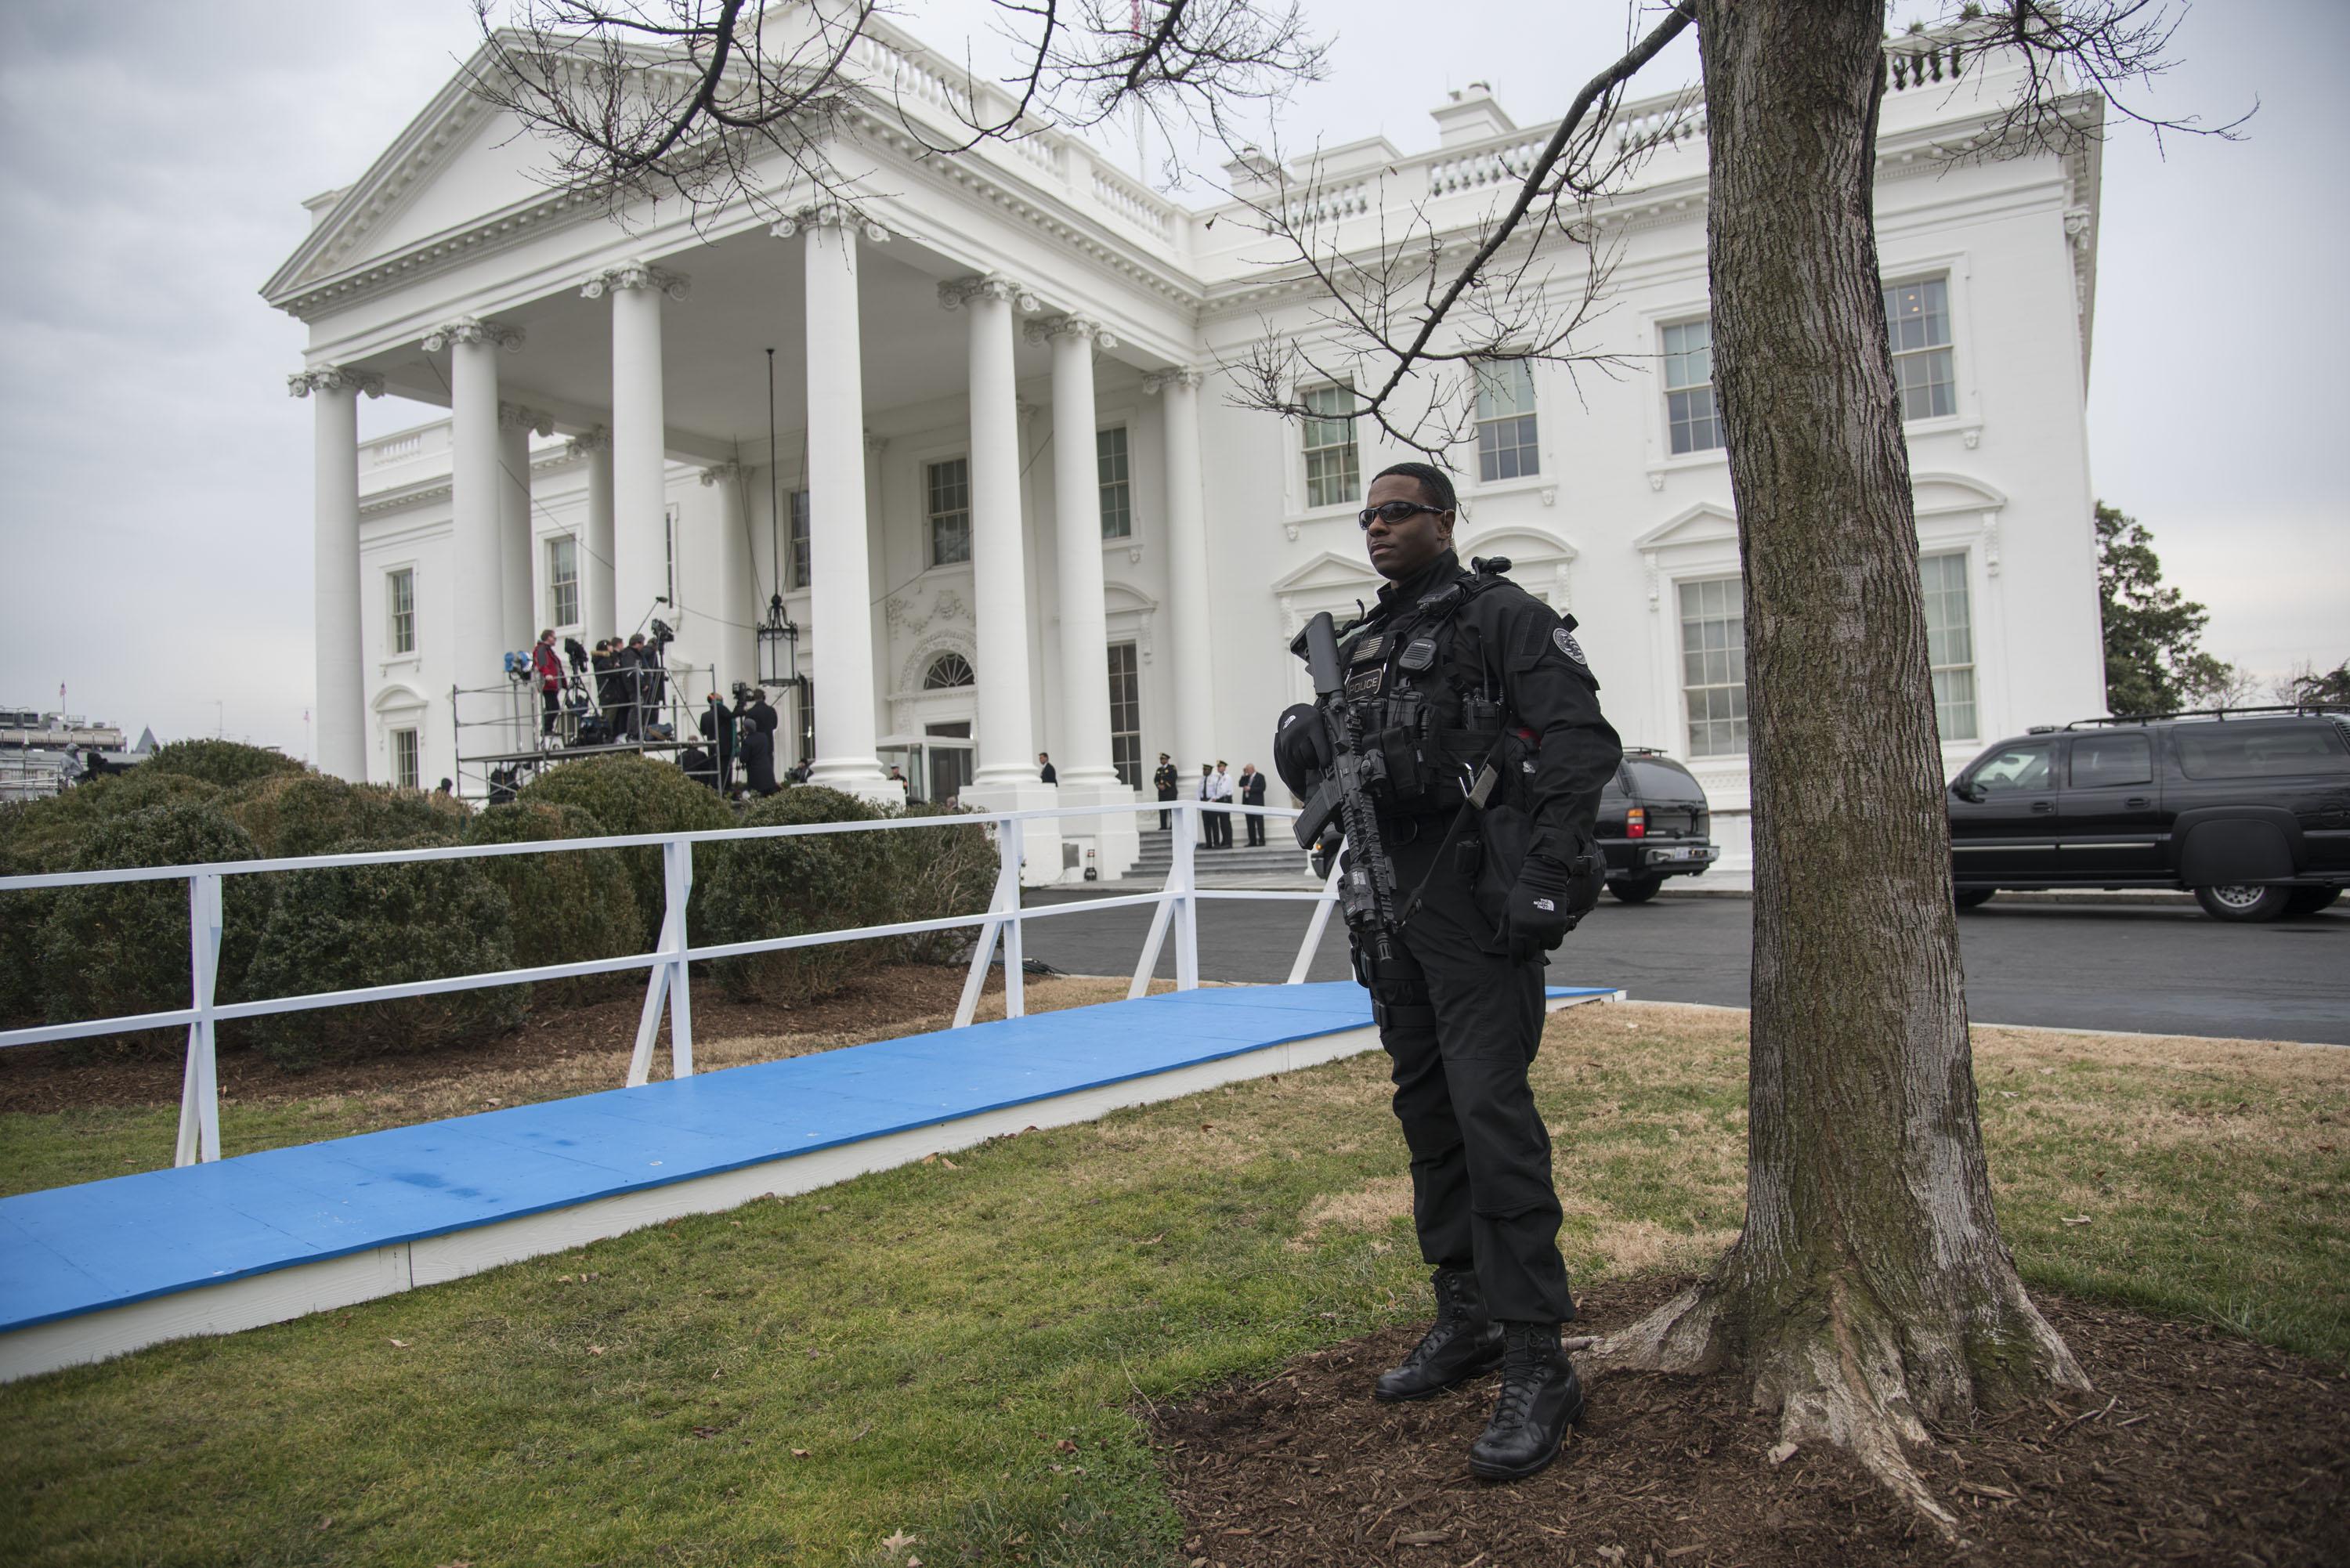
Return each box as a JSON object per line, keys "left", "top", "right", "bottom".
{"left": 1552, "top": 627, "right": 1588, "bottom": 666}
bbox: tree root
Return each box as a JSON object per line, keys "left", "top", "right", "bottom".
{"left": 1576, "top": 1268, "right": 2088, "bottom": 1539}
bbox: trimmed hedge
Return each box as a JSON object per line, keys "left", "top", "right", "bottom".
{"left": 36, "top": 800, "right": 268, "bottom": 1049}
{"left": 461, "top": 803, "right": 644, "bottom": 1003}
{"left": 517, "top": 755, "right": 732, "bottom": 945}
{"left": 871, "top": 803, "right": 1000, "bottom": 965}
{"left": 224, "top": 773, "right": 466, "bottom": 859}
{"left": 241, "top": 833, "right": 524, "bottom": 1069}
{"left": 141, "top": 739, "right": 307, "bottom": 790}
{"left": 698, "top": 786, "right": 891, "bottom": 1003}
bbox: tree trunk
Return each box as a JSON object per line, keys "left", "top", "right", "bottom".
{"left": 1587, "top": 0, "right": 2088, "bottom": 1527}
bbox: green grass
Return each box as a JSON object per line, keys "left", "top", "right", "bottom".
{"left": 1, "top": 1003, "right": 2343, "bottom": 1566}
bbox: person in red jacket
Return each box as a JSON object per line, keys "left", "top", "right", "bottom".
{"left": 532, "top": 628, "right": 562, "bottom": 738}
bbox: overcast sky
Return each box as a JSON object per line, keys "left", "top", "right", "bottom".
{"left": 0, "top": 1, "right": 2341, "bottom": 756}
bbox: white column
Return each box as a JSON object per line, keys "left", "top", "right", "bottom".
{"left": 776, "top": 205, "right": 891, "bottom": 800}
{"left": 290, "top": 365, "right": 382, "bottom": 780}
{"left": 700, "top": 461, "right": 757, "bottom": 688}
{"left": 569, "top": 428, "right": 616, "bottom": 638}
{"left": 585, "top": 262, "right": 687, "bottom": 634}
{"left": 1147, "top": 367, "right": 1215, "bottom": 774}
{"left": 1030, "top": 313, "right": 1138, "bottom": 878}
{"left": 498, "top": 401, "right": 549, "bottom": 652}
{"left": 942, "top": 276, "right": 1061, "bottom": 880}
{"left": 425, "top": 317, "right": 524, "bottom": 763}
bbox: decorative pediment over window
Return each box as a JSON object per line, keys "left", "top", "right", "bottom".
{"left": 1457, "top": 526, "right": 1581, "bottom": 610}
{"left": 1268, "top": 550, "right": 1383, "bottom": 598}
{"left": 1632, "top": 501, "right": 1739, "bottom": 554}
{"left": 1910, "top": 471, "right": 2008, "bottom": 516}
{"left": 371, "top": 681, "right": 428, "bottom": 716}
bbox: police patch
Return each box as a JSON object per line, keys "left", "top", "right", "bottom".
{"left": 1552, "top": 627, "right": 1588, "bottom": 666}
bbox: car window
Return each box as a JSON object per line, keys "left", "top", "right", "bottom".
{"left": 2069, "top": 732, "right": 2153, "bottom": 788}
{"left": 1971, "top": 741, "right": 2052, "bottom": 793}
{"left": 2175, "top": 723, "right": 2350, "bottom": 779}
{"left": 1624, "top": 760, "right": 1701, "bottom": 799}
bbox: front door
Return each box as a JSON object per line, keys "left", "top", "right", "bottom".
{"left": 1949, "top": 738, "right": 2061, "bottom": 883}
{"left": 2057, "top": 731, "right": 2165, "bottom": 878}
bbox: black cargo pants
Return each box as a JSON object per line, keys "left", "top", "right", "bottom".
{"left": 1354, "top": 827, "right": 1572, "bottom": 1324}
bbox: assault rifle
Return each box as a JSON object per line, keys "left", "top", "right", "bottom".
{"left": 1289, "top": 611, "right": 1403, "bottom": 963}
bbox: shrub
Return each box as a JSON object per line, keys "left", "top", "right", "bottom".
{"left": 36, "top": 801, "right": 269, "bottom": 1050}
{"left": 461, "top": 803, "right": 644, "bottom": 1003}
{"left": 241, "top": 833, "right": 525, "bottom": 1069}
{"left": 518, "top": 755, "right": 731, "bottom": 944}
{"left": 698, "top": 786, "right": 892, "bottom": 1003}
{"left": 870, "top": 803, "right": 1000, "bottom": 965}
{"left": 224, "top": 773, "right": 464, "bottom": 859}
{"left": 141, "top": 739, "right": 307, "bottom": 790}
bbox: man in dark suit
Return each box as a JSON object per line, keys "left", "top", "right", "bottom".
{"left": 1238, "top": 762, "right": 1268, "bottom": 846}
{"left": 1152, "top": 753, "right": 1178, "bottom": 831}
{"left": 1039, "top": 752, "right": 1058, "bottom": 785}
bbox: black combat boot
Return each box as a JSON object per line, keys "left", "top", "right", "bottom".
{"left": 1466, "top": 1321, "right": 1586, "bottom": 1482}
{"left": 1374, "top": 1267, "right": 1505, "bottom": 1403}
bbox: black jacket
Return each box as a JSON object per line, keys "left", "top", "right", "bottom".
{"left": 1356, "top": 550, "right": 1622, "bottom": 863}
{"left": 1239, "top": 771, "right": 1267, "bottom": 806}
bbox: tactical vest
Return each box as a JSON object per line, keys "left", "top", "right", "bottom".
{"left": 1336, "top": 565, "right": 1519, "bottom": 818}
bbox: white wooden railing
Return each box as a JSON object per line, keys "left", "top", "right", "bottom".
{"left": 0, "top": 800, "right": 1341, "bottom": 1169}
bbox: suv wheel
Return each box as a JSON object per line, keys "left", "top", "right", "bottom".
{"left": 2283, "top": 886, "right": 2343, "bottom": 917}
{"left": 2193, "top": 884, "right": 2294, "bottom": 923}
{"left": 1607, "top": 876, "right": 1665, "bottom": 905}
{"left": 1954, "top": 888, "right": 1994, "bottom": 910}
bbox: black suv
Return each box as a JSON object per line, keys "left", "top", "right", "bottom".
{"left": 1947, "top": 706, "right": 2350, "bottom": 921}
{"left": 1594, "top": 748, "right": 1720, "bottom": 902}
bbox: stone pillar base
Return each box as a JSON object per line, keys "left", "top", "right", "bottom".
{"left": 803, "top": 764, "right": 901, "bottom": 808}
{"left": 1052, "top": 781, "right": 1141, "bottom": 883}
{"left": 959, "top": 779, "right": 1063, "bottom": 887}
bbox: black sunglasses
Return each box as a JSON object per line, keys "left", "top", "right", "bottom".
{"left": 1358, "top": 500, "right": 1448, "bottom": 530}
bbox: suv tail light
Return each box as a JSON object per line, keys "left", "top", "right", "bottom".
{"left": 1625, "top": 806, "right": 1646, "bottom": 839}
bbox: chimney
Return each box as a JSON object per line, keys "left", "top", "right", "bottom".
{"left": 1430, "top": 81, "right": 1517, "bottom": 148}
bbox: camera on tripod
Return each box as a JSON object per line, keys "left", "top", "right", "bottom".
{"left": 562, "top": 636, "right": 589, "bottom": 674}
{"left": 648, "top": 619, "right": 676, "bottom": 648}
{"left": 731, "top": 681, "right": 758, "bottom": 704}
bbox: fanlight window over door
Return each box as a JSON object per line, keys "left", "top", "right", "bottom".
{"left": 923, "top": 652, "right": 975, "bottom": 689}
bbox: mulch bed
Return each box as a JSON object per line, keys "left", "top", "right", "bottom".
{"left": 1152, "top": 1276, "right": 2349, "bottom": 1567}
{"left": 0, "top": 961, "right": 1002, "bottom": 1115}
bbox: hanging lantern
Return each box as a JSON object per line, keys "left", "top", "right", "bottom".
{"left": 757, "top": 593, "right": 798, "bottom": 687}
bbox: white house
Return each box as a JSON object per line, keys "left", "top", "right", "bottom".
{"left": 266, "top": 14, "right": 2107, "bottom": 880}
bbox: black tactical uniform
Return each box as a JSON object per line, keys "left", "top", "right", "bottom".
{"left": 1332, "top": 548, "right": 1621, "bottom": 1329}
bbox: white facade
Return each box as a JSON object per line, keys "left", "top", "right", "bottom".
{"left": 269, "top": 18, "right": 2106, "bottom": 879}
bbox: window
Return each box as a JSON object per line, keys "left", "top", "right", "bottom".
{"left": 1301, "top": 385, "right": 1360, "bottom": 509}
{"left": 545, "top": 535, "right": 579, "bottom": 629}
{"left": 1474, "top": 360, "right": 1540, "bottom": 482}
{"left": 663, "top": 505, "right": 678, "bottom": 603}
{"left": 788, "top": 490, "right": 811, "bottom": 590}
{"left": 1107, "top": 641, "right": 1141, "bottom": 789}
{"left": 927, "top": 458, "right": 971, "bottom": 565}
{"left": 390, "top": 727, "right": 420, "bottom": 790}
{"left": 923, "top": 652, "right": 975, "bottom": 689}
{"left": 1883, "top": 276, "right": 1955, "bottom": 421}
{"left": 386, "top": 569, "right": 415, "bottom": 655}
{"left": 2070, "top": 733, "right": 2153, "bottom": 789}
{"left": 2176, "top": 722, "right": 2350, "bottom": 780}
{"left": 1678, "top": 577, "right": 1746, "bottom": 757}
{"left": 1919, "top": 552, "right": 1976, "bottom": 742}
{"left": 1661, "top": 319, "right": 1721, "bottom": 454}
{"left": 1970, "top": 740, "right": 2052, "bottom": 793}
{"left": 1097, "top": 427, "right": 1132, "bottom": 540}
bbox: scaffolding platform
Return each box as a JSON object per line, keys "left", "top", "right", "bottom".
{"left": 0, "top": 981, "right": 1619, "bottom": 1382}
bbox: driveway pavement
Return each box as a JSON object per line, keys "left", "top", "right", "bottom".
{"left": 1019, "top": 890, "right": 2350, "bottom": 1046}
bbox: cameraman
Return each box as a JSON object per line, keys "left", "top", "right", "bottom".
{"left": 700, "top": 692, "right": 738, "bottom": 795}
{"left": 732, "top": 684, "right": 779, "bottom": 796}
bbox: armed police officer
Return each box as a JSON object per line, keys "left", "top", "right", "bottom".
{"left": 1274, "top": 461, "right": 1621, "bottom": 1483}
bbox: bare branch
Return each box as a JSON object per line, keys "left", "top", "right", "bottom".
{"left": 1956, "top": 0, "right": 2254, "bottom": 155}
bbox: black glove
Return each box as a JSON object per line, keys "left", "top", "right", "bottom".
{"left": 1502, "top": 849, "right": 1604, "bottom": 963}
{"left": 1272, "top": 703, "right": 1332, "bottom": 797}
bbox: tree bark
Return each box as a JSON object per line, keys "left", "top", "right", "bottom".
{"left": 1587, "top": 0, "right": 2088, "bottom": 1528}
